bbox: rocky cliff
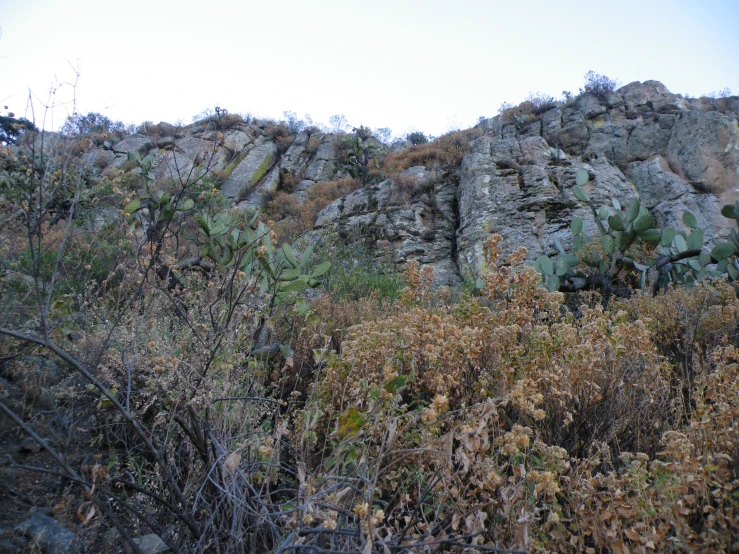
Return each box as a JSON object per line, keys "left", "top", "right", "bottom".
{"left": 50, "top": 81, "right": 739, "bottom": 286}
{"left": 317, "top": 81, "right": 739, "bottom": 284}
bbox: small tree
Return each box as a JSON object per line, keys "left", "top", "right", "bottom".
{"left": 497, "top": 102, "right": 514, "bottom": 115}
{"left": 406, "top": 131, "right": 429, "bottom": 145}
{"left": 282, "top": 110, "right": 306, "bottom": 134}
{"left": 62, "top": 111, "right": 126, "bottom": 135}
{"left": 328, "top": 113, "right": 350, "bottom": 133}
{"left": 704, "top": 87, "right": 732, "bottom": 99}
{"left": 0, "top": 96, "right": 330, "bottom": 551}
{"left": 579, "top": 70, "right": 620, "bottom": 98}
{"left": 373, "top": 127, "right": 392, "bottom": 143}
{"left": 0, "top": 113, "right": 37, "bottom": 144}
{"left": 524, "top": 91, "right": 556, "bottom": 112}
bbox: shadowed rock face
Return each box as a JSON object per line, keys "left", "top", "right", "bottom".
{"left": 73, "top": 82, "right": 739, "bottom": 284}
{"left": 315, "top": 166, "right": 462, "bottom": 285}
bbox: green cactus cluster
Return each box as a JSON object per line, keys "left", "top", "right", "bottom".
{"left": 192, "top": 211, "right": 257, "bottom": 269}
{"left": 263, "top": 241, "right": 331, "bottom": 305}
{"left": 534, "top": 245, "right": 583, "bottom": 293}
{"left": 535, "top": 168, "right": 739, "bottom": 295}
{"left": 714, "top": 201, "right": 739, "bottom": 280}
{"left": 190, "top": 210, "right": 329, "bottom": 306}
{"left": 339, "top": 126, "right": 384, "bottom": 186}
{"left": 123, "top": 150, "right": 329, "bottom": 307}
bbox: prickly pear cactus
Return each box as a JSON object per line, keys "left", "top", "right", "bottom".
{"left": 712, "top": 201, "right": 739, "bottom": 281}
{"left": 535, "top": 168, "right": 712, "bottom": 293}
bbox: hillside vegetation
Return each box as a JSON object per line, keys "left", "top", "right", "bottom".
{"left": 1, "top": 88, "right": 739, "bottom": 553}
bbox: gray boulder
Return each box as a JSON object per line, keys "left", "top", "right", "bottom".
{"left": 314, "top": 138, "right": 337, "bottom": 160}
{"left": 15, "top": 513, "right": 79, "bottom": 553}
{"left": 132, "top": 534, "right": 169, "bottom": 554}
{"left": 666, "top": 110, "right": 739, "bottom": 201}
{"left": 221, "top": 142, "right": 278, "bottom": 200}
{"left": 576, "top": 93, "right": 606, "bottom": 120}
{"left": 81, "top": 148, "right": 117, "bottom": 170}
{"left": 111, "top": 136, "right": 152, "bottom": 157}
{"left": 619, "top": 80, "right": 687, "bottom": 113}
{"left": 238, "top": 164, "right": 280, "bottom": 210}
{"left": 628, "top": 156, "right": 730, "bottom": 244}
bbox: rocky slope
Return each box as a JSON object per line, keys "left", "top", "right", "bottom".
{"left": 317, "top": 81, "right": 739, "bottom": 283}
{"left": 457, "top": 81, "right": 739, "bottom": 279}
{"left": 50, "top": 81, "right": 739, "bottom": 286}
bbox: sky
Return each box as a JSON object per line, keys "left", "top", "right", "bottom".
{"left": 1, "top": 0, "right": 738, "bottom": 137}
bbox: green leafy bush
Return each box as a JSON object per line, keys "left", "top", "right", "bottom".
{"left": 0, "top": 114, "right": 38, "bottom": 144}
{"left": 62, "top": 111, "right": 127, "bottom": 135}
{"left": 406, "top": 131, "right": 429, "bottom": 145}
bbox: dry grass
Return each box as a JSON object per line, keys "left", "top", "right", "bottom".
{"left": 305, "top": 135, "right": 321, "bottom": 155}
{"left": 382, "top": 128, "right": 482, "bottom": 175}
{"left": 392, "top": 168, "right": 441, "bottom": 199}
{"left": 265, "top": 178, "right": 359, "bottom": 242}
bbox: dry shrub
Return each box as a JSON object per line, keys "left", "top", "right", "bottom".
{"left": 278, "top": 292, "right": 397, "bottom": 395}
{"left": 268, "top": 216, "right": 305, "bottom": 243}
{"left": 278, "top": 168, "right": 301, "bottom": 193}
{"left": 265, "top": 123, "right": 289, "bottom": 139}
{"left": 500, "top": 103, "right": 533, "bottom": 124}
{"left": 265, "top": 123, "right": 294, "bottom": 153}
{"left": 318, "top": 236, "right": 667, "bottom": 458}
{"left": 381, "top": 128, "right": 482, "bottom": 175}
{"left": 266, "top": 191, "right": 300, "bottom": 221}
{"left": 303, "top": 178, "right": 356, "bottom": 216}
{"left": 265, "top": 178, "right": 358, "bottom": 242}
{"left": 561, "top": 344, "right": 739, "bottom": 552}
{"left": 295, "top": 234, "right": 739, "bottom": 552}
{"left": 275, "top": 134, "right": 294, "bottom": 153}
{"left": 499, "top": 94, "right": 556, "bottom": 126}
{"left": 213, "top": 113, "right": 244, "bottom": 130}
{"left": 66, "top": 137, "right": 94, "bottom": 156}
{"left": 621, "top": 282, "right": 739, "bottom": 367}
{"left": 619, "top": 281, "right": 739, "bottom": 406}
{"left": 393, "top": 168, "right": 441, "bottom": 199}
{"left": 305, "top": 135, "right": 321, "bottom": 155}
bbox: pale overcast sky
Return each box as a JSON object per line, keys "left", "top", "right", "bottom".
{"left": 1, "top": 0, "right": 738, "bottom": 136}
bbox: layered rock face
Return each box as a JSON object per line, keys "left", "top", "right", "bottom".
{"left": 64, "top": 82, "right": 739, "bottom": 285}
{"left": 456, "top": 82, "right": 739, "bottom": 278}
{"left": 315, "top": 165, "right": 462, "bottom": 284}
{"left": 65, "top": 118, "right": 345, "bottom": 214}
{"left": 318, "top": 81, "right": 739, "bottom": 283}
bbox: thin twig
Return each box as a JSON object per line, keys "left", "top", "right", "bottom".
{"left": 0, "top": 327, "right": 202, "bottom": 538}
{"left": 0, "top": 401, "right": 144, "bottom": 554}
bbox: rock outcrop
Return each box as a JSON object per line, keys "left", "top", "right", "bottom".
{"left": 61, "top": 82, "right": 739, "bottom": 285}
{"left": 63, "top": 118, "right": 351, "bottom": 218}
{"left": 455, "top": 81, "right": 738, "bottom": 277}
{"left": 314, "top": 82, "right": 738, "bottom": 282}
{"left": 315, "top": 166, "right": 461, "bottom": 284}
